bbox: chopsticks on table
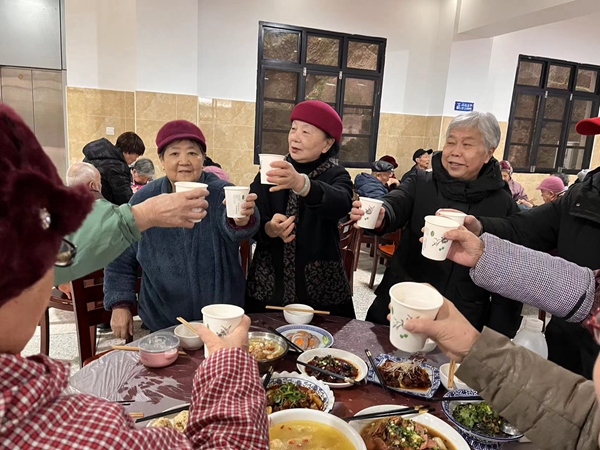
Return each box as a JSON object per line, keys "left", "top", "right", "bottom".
{"left": 265, "top": 305, "right": 330, "bottom": 315}
{"left": 263, "top": 365, "right": 275, "bottom": 390}
{"left": 296, "top": 360, "right": 359, "bottom": 386}
{"left": 365, "top": 349, "right": 392, "bottom": 398}
{"left": 129, "top": 412, "right": 144, "bottom": 419}
{"left": 343, "top": 406, "right": 435, "bottom": 422}
{"left": 448, "top": 360, "right": 457, "bottom": 389}
{"left": 111, "top": 345, "right": 187, "bottom": 356}
{"left": 135, "top": 404, "right": 190, "bottom": 423}
{"left": 176, "top": 316, "right": 202, "bottom": 337}
{"left": 259, "top": 321, "right": 305, "bottom": 354}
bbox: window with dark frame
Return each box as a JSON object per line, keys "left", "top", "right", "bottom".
{"left": 254, "top": 22, "right": 386, "bottom": 168}
{"left": 504, "top": 55, "right": 600, "bottom": 174}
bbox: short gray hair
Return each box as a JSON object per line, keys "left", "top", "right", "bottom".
{"left": 66, "top": 162, "right": 99, "bottom": 187}
{"left": 446, "top": 111, "right": 501, "bottom": 151}
{"left": 132, "top": 158, "right": 155, "bottom": 178}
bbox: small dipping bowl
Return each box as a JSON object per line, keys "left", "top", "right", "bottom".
{"left": 248, "top": 330, "right": 288, "bottom": 375}
{"left": 283, "top": 303, "right": 314, "bottom": 324}
{"left": 138, "top": 332, "right": 180, "bottom": 368}
{"left": 174, "top": 321, "right": 204, "bottom": 350}
{"left": 440, "top": 363, "right": 471, "bottom": 391}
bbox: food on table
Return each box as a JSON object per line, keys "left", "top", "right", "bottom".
{"left": 266, "top": 382, "right": 323, "bottom": 414}
{"left": 149, "top": 417, "right": 173, "bottom": 429}
{"left": 305, "top": 355, "right": 358, "bottom": 383}
{"left": 452, "top": 402, "right": 506, "bottom": 437}
{"left": 270, "top": 420, "right": 355, "bottom": 450}
{"left": 286, "top": 331, "right": 320, "bottom": 350}
{"left": 173, "top": 410, "right": 189, "bottom": 432}
{"left": 360, "top": 416, "right": 452, "bottom": 450}
{"left": 378, "top": 360, "right": 431, "bottom": 390}
{"left": 249, "top": 337, "right": 285, "bottom": 361}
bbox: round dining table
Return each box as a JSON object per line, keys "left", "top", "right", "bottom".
{"left": 69, "top": 313, "right": 535, "bottom": 449}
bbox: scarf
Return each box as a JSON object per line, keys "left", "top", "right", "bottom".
{"left": 282, "top": 155, "right": 336, "bottom": 304}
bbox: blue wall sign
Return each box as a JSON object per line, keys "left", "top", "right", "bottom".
{"left": 454, "top": 101, "right": 474, "bottom": 112}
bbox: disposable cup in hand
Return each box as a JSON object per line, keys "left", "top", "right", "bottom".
{"left": 259, "top": 154, "right": 286, "bottom": 185}
{"left": 224, "top": 186, "right": 250, "bottom": 218}
{"left": 358, "top": 197, "right": 384, "bottom": 229}
{"left": 174, "top": 181, "right": 208, "bottom": 223}
{"left": 389, "top": 282, "right": 443, "bottom": 353}
{"left": 201, "top": 304, "right": 244, "bottom": 357}
{"left": 421, "top": 215, "right": 460, "bottom": 261}
{"left": 438, "top": 209, "right": 466, "bottom": 225}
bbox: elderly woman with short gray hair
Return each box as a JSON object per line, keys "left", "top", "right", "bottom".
{"left": 131, "top": 157, "right": 155, "bottom": 193}
{"left": 351, "top": 111, "right": 521, "bottom": 337}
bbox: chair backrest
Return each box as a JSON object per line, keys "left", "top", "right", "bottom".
{"left": 339, "top": 220, "right": 355, "bottom": 250}
{"left": 338, "top": 220, "right": 360, "bottom": 294}
{"left": 240, "top": 239, "right": 253, "bottom": 277}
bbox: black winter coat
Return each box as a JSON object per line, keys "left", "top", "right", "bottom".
{"left": 367, "top": 153, "right": 521, "bottom": 337}
{"left": 245, "top": 156, "right": 355, "bottom": 318}
{"left": 83, "top": 138, "right": 133, "bottom": 205}
{"left": 480, "top": 166, "right": 600, "bottom": 378}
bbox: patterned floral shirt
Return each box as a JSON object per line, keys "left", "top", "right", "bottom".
{"left": 0, "top": 348, "right": 268, "bottom": 449}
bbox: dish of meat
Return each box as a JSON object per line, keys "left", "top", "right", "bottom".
{"left": 349, "top": 405, "right": 469, "bottom": 450}
{"left": 296, "top": 348, "right": 369, "bottom": 388}
{"left": 366, "top": 354, "right": 440, "bottom": 399}
{"left": 276, "top": 324, "right": 334, "bottom": 350}
{"left": 264, "top": 371, "right": 334, "bottom": 414}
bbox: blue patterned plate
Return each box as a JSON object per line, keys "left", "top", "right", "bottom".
{"left": 264, "top": 371, "right": 335, "bottom": 413}
{"left": 275, "top": 324, "right": 334, "bottom": 350}
{"left": 366, "top": 354, "right": 440, "bottom": 398}
{"left": 442, "top": 389, "right": 524, "bottom": 448}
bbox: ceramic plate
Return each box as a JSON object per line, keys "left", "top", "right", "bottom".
{"left": 296, "top": 348, "right": 368, "bottom": 388}
{"left": 366, "top": 354, "right": 440, "bottom": 398}
{"left": 442, "top": 389, "right": 523, "bottom": 448}
{"left": 275, "top": 324, "right": 334, "bottom": 350}
{"left": 350, "top": 404, "right": 469, "bottom": 450}
{"left": 264, "top": 370, "right": 335, "bottom": 413}
{"left": 144, "top": 403, "right": 190, "bottom": 429}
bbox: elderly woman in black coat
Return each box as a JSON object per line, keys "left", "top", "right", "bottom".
{"left": 351, "top": 111, "right": 521, "bottom": 337}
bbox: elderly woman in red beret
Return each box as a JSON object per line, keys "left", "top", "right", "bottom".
{"left": 0, "top": 105, "right": 268, "bottom": 449}
{"left": 246, "top": 100, "right": 355, "bottom": 317}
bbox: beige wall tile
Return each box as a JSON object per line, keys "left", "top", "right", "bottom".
{"left": 198, "top": 97, "right": 214, "bottom": 122}
{"left": 176, "top": 94, "right": 199, "bottom": 123}
{"left": 402, "top": 115, "right": 428, "bottom": 137}
{"left": 136, "top": 119, "right": 165, "bottom": 151}
{"left": 214, "top": 99, "right": 255, "bottom": 126}
{"left": 213, "top": 123, "right": 254, "bottom": 151}
{"left": 136, "top": 91, "right": 177, "bottom": 121}
{"left": 378, "top": 113, "right": 395, "bottom": 136}
{"left": 216, "top": 148, "right": 257, "bottom": 186}
{"left": 125, "top": 92, "right": 135, "bottom": 119}
{"left": 426, "top": 115, "right": 443, "bottom": 139}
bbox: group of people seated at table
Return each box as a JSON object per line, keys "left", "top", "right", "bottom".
{"left": 2, "top": 95, "right": 600, "bottom": 449}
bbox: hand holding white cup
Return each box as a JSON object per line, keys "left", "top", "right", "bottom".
{"left": 175, "top": 181, "right": 208, "bottom": 223}
{"left": 421, "top": 215, "right": 461, "bottom": 261}
{"left": 437, "top": 208, "right": 467, "bottom": 225}
{"left": 223, "top": 186, "right": 251, "bottom": 218}
{"left": 357, "top": 197, "right": 384, "bottom": 229}
{"left": 259, "top": 153, "right": 286, "bottom": 185}
{"left": 201, "top": 304, "right": 245, "bottom": 357}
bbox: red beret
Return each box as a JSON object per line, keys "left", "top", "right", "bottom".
{"left": 156, "top": 120, "right": 207, "bottom": 154}
{"left": 576, "top": 117, "right": 600, "bottom": 136}
{"left": 0, "top": 105, "right": 94, "bottom": 307}
{"left": 290, "top": 100, "right": 343, "bottom": 143}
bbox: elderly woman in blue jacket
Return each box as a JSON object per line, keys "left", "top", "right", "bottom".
{"left": 104, "top": 120, "right": 259, "bottom": 338}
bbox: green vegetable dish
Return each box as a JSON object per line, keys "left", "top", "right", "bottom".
{"left": 452, "top": 402, "right": 506, "bottom": 437}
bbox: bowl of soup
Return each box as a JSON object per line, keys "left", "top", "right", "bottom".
{"left": 269, "top": 409, "right": 366, "bottom": 450}
{"left": 248, "top": 331, "right": 288, "bottom": 374}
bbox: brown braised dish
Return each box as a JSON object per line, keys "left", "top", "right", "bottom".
{"left": 265, "top": 382, "right": 323, "bottom": 414}
{"left": 378, "top": 360, "right": 431, "bottom": 390}
{"left": 305, "top": 355, "right": 358, "bottom": 383}
{"left": 361, "top": 416, "right": 454, "bottom": 450}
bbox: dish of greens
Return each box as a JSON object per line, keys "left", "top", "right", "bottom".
{"left": 451, "top": 402, "right": 505, "bottom": 437}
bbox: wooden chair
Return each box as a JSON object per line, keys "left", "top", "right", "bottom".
{"left": 368, "top": 229, "right": 401, "bottom": 289}
{"left": 339, "top": 220, "right": 360, "bottom": 294}
{"left": 39, "top": 288, "right": 74, "bottom": 355}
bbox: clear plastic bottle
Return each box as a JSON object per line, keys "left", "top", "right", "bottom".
{"left": 512, "top": 317, "right": 548, "bottom": 359}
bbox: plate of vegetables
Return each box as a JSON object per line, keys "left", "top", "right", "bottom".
{"left": 296, "top": 348, "right": 368, "bottom": 388}
{"left": 442, "top": 389, "right": 523, "bottom": 449}
{"left": 264, "top": 371, "right": 335, "bottom": 414}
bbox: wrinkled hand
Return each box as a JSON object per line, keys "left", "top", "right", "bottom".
{"left": 386, "top": 178, "right": 400, "bottom": 187}
{"left": 265, "top": 213, "right": 296, "bottom": 243}
{"left": 134, "top": 189, "right": 209, "bottom": 230}
{"left": 463, "top": 215, "right": 483, "bottom": 236}
{"left": 223, "top": 192, "right": 257, "bottom": 227}
{"left": 57, "top": 283, "right": 72, "bottom": 299}
{"left": 403, "top": 299, "right": 480, "bottom": 362}
{"left": 111, "top": 308, "right": 133, "bottom": 340}
{"left": 443, "top": 227, "right": 484, "bottom": 268}
{"left": 267, "top": 161, "right": 305, "bottom": 193}
{"left": 195, "top": 315, "right": 251, "bottom": 355}
{"left": 517, "top": 199, "right": 534, "bottom": 208}
{"left": 350, "top": 199, "right": 386, "bottom": 229}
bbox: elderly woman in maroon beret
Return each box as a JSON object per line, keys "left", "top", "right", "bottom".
{"left": 246, "top": 100, "right": 355, "bottom": 317}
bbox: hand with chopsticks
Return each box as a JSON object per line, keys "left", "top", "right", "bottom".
{"left": 401, "top": 298, "right": 480, "bottom": 363}
{"left": 193, "top": 315, "right": 252, "bottom": 354}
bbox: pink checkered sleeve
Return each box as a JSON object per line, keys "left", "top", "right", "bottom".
{"left": 470, "top": 233, "right": 596, "bottom": 323}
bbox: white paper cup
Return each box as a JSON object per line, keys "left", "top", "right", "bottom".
{"left": 224, "top": 186, "right": 250, "bottom": 218}
{"left": 358, "top": 197, "right": 384, "bottom": 229}
{"left": 389, "top": 282, "right": 443, "bottom": 353}
{"left": 259, "top": 153, "right": 286, "bottom": 185}
{"left": 201, "top": 304, "right": 244, "bottom": 357}
{"left": 438, "top": 209, "right": 466, "bottom": 225}
{"left": 174, "top": 181, "right": 208, "bottom": 223}
{"left": 421, "top": 215, "right": 460, "bottom": 261}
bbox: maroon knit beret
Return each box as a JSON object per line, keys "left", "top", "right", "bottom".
{"left": 576, "top": 117, "right": 600, "bottom": 136}
{"left": 156, "top": 120, "right": 207, "bottom": 154}
{"left": 290, "top": 100, "right": 343, "bottom": 143}
{"left": 0, "top": 105, "right": 93, "bottom": 307}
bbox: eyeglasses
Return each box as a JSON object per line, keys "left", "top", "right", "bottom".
{"left": 587, "top": 308, "right": 600, "bottom": 345}
{"left": 55, "top": 238, "right": 77, "bottom": 267}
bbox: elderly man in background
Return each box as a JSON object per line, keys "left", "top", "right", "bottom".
{"left": 66, "top": 162, "right": 103, "bottom": 195}
{"left": 400, "top": 148, "right": 432, "bottom": 182}
{"left": 351, "top": 111, "right": 521, "bottom": 337}
{"left": 355, "top": 160, "right": 398, "bottom": 199}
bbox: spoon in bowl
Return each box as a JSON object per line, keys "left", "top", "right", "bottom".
{"left": 501, "top": 420, "right": 521, "bottom": 436}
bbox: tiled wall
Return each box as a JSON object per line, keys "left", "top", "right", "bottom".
{"left": 65, "top": 87, "right": 598, "bottom": 199}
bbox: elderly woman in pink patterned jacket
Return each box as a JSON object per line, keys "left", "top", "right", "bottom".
{"left": 0, "top": 104, "right": 268, "bottom": 450}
